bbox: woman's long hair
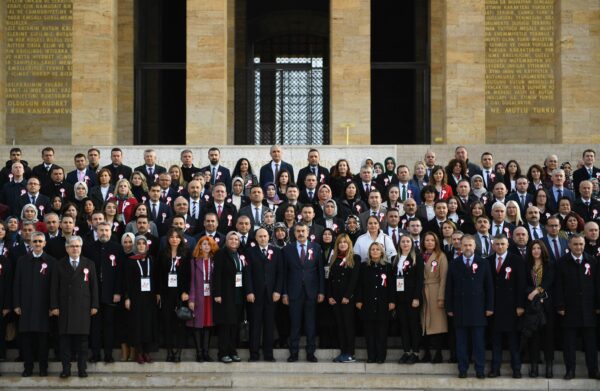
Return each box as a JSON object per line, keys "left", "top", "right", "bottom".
{"left": 330, "top": 233, "right": 355, "bottom": 268}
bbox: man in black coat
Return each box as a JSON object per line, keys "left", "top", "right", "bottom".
{"left": 50, "top": 235, "right": 99, "bottom": 378}
{"left": 102, "top": 148, "right": 133, "bottom": 185}
{"left": 0, "top": 148, "right": 32, "bottom": 188}
{"left": 487, "top": 235, "right": 526, "bottom": 378}
{"left": 199, "top": 147, "right": 232, "bottom": 195}
{"left": 244, "top": 228, "right": 283, "bottom": 361}
{"left": 445, "top": 234, "right": 494, "bottom": 379}
{"left": 259, "top": 145, "right": 295, "bottom": 189}
{"left": 134, "top": 149, "right": 167, "bottom": 186}
{"left": 572, "top": 149, "right": 599, "bottom": 197}
{"left": 41, "top": 166, "right": 73, "bottom": 200}
{"left": 82, "top": 222, "right": 123, "bottom": 363}
{"left": 202, "top": 183, "right": 238, "bottom": 235}
{"left": 281, "top": 223, "right": 325, "bottom": 363}
{"left": 31, "top": 147, "right": 56, "bottom": 188}
{"left": 573, "top": 180, "right": 600, "bottom": 222}
{"left": 239, "top": 186, "right": 269, "bottom": 231}
{"left": 555, "top": 234, "right": 600, "bottom": 380}
{"left": 146, "top": 183, "right": 173, "bottom": 237}
{"left": 45, "top": 215, "right": 76, "bottom": 261}
{"left": 355, "top": 165, "right": 379, "bottom": 203}
{"left": 13, "top": 232, "right": 55, "bottom": 377}
{"left": 66, "top": 153, "right": 98, "bottom": 188}
{"left": 297, "top": 149, "right": 330, "bottom": 192}
{"left": 15, "top": 177, "right": 51, "bottom": 219}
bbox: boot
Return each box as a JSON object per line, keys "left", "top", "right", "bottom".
{"left": 420, "top": 350, "right": 432, "bottom": 363}
{"left": 202, "top": 329, "right": 214, "bottom": 362}
{"left": 431, "top": 350, "right": 443, "bottom": 363}
{"left": 529, "top": 364, "right": 538, "bottom": 378}
{"left": 193, "top": 330, "right": 204, "bottom": 362}
{"left": 120, "top": 344, "right": 129, "bottom": 362}
{"left": 173, "top": 349, "right": 182, "bottom": 363}
{"left": 545, "top": 361, "right": 553, "bottom": 379}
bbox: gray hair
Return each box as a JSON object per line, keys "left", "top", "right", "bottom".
{"left": 65, "top": 235, "right": 83, "bottom": 248}
{"left": 551, "top": 168, "right": 565, "bottom": 177}
{"left": 31, "top": 231, "right": 46, "bottom": 241}
{"left": 491, "top": 201, "right": 506, "bottom": 211}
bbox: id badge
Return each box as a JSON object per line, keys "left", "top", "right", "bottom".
{"left": 168, "top": 273, "right": 178, "bottom": 288}
{"left": 203, "top": 283, "right": 211, "bottom": 296}
{"left": 396, "top": 277, "right": 405, "bottom": 292}
{"left": 141, "top": 277, "right": 151, "bottom": 292}
{"left": 235, "top": 272, "right": 243, "bottom": 287}
{"left": 324, "top": 266, "right": 330, "bottom": 279}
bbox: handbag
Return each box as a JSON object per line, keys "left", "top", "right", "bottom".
{"left": 174, "top": 301, "right": 193, "bottom": 321}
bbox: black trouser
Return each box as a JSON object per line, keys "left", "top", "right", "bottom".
{"left": 248, "top": 293, "right": 276, "bottom": 358}
{"left": 275, "top": 301, "right": 290, "bottom": 344}
{"left": 289, "top": 292, "right": 317, "bottom": 356}
{"left": 528, "top": 313, "right": 554, "bottom": 364}
{"left": 423, "top": 333, "right": 444, "bottom": 352}
{"left": 562, "top": 327, "right": 598, "bottom": 375}
{"left": 21, "top": 332, "right": 49, "bottom": 372}
{"left": 317, "top": 301, "right": 336, "bottom": 348}
{"left": 396, "top": 302, "right": 420, "bottom": 353}
{"left": 363, "top": 319, "right": 388, "bottom": 362}
{"left": 447, "top": 315, "right": 457, "bottom": 358}
{"left": 162, "top": 305, "right": 186, "bottom": 351}
{"left": 90, "top": 303, "right": 115, "bottom": 358}
{"left": 60, "top": 335, "right": 87, "bottom": 373}
{"left": 332, "top": 301, "right": 356, "bottom": 356}
{"left": 218, "top": 304, "right": 242, "bottom": 358}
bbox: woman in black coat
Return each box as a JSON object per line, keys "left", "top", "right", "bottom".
{"left": 394, "top": 235, "right": 424, "bottom": 364}
{"left": 337, "top": 182, "right": 367, "bottom": 221}
{"left": 356, "top": 242, "right": 396, "bottom": 363}
{"left": 124, "top": 235, "right": 159, "bottom": 364}
{"left": 211, "top": 231, "right": 246, "bottom": 363}
{"left": 158, "top": 229, "right": 191, "bottom": 363}
{"left": 524, "top": 240, "right": 555, "bottom": 378}
{"left": 327, "top": 233, "right": 360, "bottom": 363}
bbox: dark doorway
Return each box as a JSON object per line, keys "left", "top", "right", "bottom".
{"left": 235, "top": 0, "right": 330, "bottom": 145}
{"left": 134, "top": 0, "right": 186, "bottom": 145}
{"left": 371, "top": 1, "right": 429, "bottom": 144}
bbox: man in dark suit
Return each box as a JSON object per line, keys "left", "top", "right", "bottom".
{"left": 422, "top": 200, "right": 448, "bottom": 241}
{"left": 281, "top": 223, "right": 325, "bottom": 363}
{"left": 297, "top": 149, "right": 330, "bottom": 192}
{"left": 542, "top": 216, "right": 568, "bottom": 262}
{"left": 146, "top": 183, "right": 173, "bottom": 236}
{"left": 244, "top": 228, "right": 283, "bottom": 361}
{"left": 195, "top": 212, "right": 226, "bottom": 248}
{"left": 508, "top": 226, "right": 529, "bottom": 259}
{"left": 480, "top": 152, "right": 504, "bottom": 190}
{"left": 487, "top": 235, "right": 526, "bottom": 378}
{"left": 66, "top": 153, "right": 98, "bottom": 188}
{"left": 201, "top": 183, "right": 237, "bottom": 235}
{"left": 172, "top": 196, "right": 199, "bottom": 235}
{"left": 45, "top": 215, "right": 76, "bottom": 261}
{"left": 275, "top": 185, "right": 302, "bottom": 222}
{"left": 82, "top": 222, "right": 122, "bottom": 363}
{"left": 31, "top": 147, "right": 56, "bottom": 188}
{"left": 0, "top": 161, "right": 27, "bottom": 211}
{"left": 396, "top": 165, "right": 420, "bottom": 204}
{"left": 547, "top": 168, "right": 575, "bottom": 211}
{"left": 15, "top": 177, "right": 51, "bottom": 218}
{"left": 445, "top": 234, "right": 494, "bottom": 379}
{"left": 454, "top": 146, "right": 482, "bottom": 178}
{"left": 573, "top": 180, "right": 600, "bottom": 222}
{"left": 359, "top": 189, "right": 387, "bottom": 232}
{"left": 200, "top": 147, "right": 232, "bottom": 195}
{"left": 507, "top": 176, "right": 533, "bottom": 216}
{"left": 259, "top": 145, "right": 295, "bottom": 188}
{"left": 41, "top": 166, "right": 73, "bottom": 200}
{"left": 298, "top": 173, "right": 319, "bottom": 205}
{"left": 50, "top": 235, "right": 99, "bottom": 378}
{"left": 13, "top": 232, "right": 56, "bottom": 377}
{"left": 180, "top": 149, "right": 202, "bottom": 183}
{"left": 555, "top": 235, "right": 600, "bottom": 380}
{"left": 103, "top": 148, "right": 133, "bottom": 185}
{"left": 134, "top": 149, "right": 167, "bottom": 186}
{"left": 0, "top": 148, "right": 32, "bottom": 188}
{"left": 455, "top": 179, "right": 477, "bottom": 210}
{"left": 157, "top": 173, "right": 179, "bottom": 210}
{"left": 356, "top": 165, "right": 379, "bottom": 202}
{"left": 524, "top": 206, "right": 546, "bottom": 242}
{"left": 484, "top": 182, "right": 508, "bottom": 217}
{"left": 239, "top": 186, "right": 268, "bottom": 231}
{"left": 87, "top": 148, "right": 101, "bottom": 173}
{"left": 489, "top": 202, "right": 515, "bottom": 238}
{"left": 235, "top": 216, "right": 255, "bottom": 252}
{"left": 572, "top": 149, "right": 599, "bottom": 197}
{"left": 298, "top": 204, "right": 325, "bottom": 243}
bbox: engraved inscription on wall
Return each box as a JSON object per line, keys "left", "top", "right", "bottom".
{"left": 5, "top": 0, "right": 72, "bottom": 142}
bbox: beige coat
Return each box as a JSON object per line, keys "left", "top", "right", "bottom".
{"left": 420, "top": 251, "right": 448, "bottom": 335}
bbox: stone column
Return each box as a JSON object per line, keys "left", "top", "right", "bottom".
{"left": 560, "top": 0, "right": 600, "bottom": 143}
{"left": 71, "top": 0, "right": 118, "bottom": 145}
{"left": 187, "top": 0, "right": 229, "bottom": 145}
{"left": 0, "top": 1, "right": 6, "bottom": 143}
{"left": 444, "top": 0, "right": 486, "bottom": 144}
{"left": 330, "top": 0, "right": 371, "bottom": 145}
{"left": 117, "top": 0, "right": 134, "bottom": 145}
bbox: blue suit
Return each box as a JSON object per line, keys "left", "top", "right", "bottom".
{"left": 282, "top": 241, "right": 324, "bottom": 356}
{"left": 506, "top": 192, "right": 534, "bottom": 216}
{"left": 446, "top": 255, "right": 494, "bottom": 375}
{"left": 547, "top": 187, "right": 575, "bottom": 211}
{"left": 542, "top": 235, "right": 568, "bottom": 263}
{"left": 259, "top": 161, "right": 295, "bottom": 189}
{"left": 66, "top": 169, "right": 98, "bottom": 188}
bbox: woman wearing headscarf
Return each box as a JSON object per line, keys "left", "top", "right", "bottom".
{"left": 117, "top": 232, "right": 135, "bottom": 361}
{"left": 317, "top": 199, "right": 344, "bottom": 235}
{"left": 19, "top": 203, "right": 47, "bottom": 233}
{"left": 376, "top": 157, "right": 399, "bottom": 196}
{"left": 230, "top": 177, "right": 250, "bottom": 211}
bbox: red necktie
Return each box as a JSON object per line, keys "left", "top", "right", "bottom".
{"left": 300, "top": 244, "right": 306, "bottom": 264}
{"left": 496, "top": 256, "right": 503, "bottom": 273}
{"left": 217, "top": 204, "right": 222, "bottom": 218}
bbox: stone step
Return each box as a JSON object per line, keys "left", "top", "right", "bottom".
{"left": 1, "top": 372, "right": 598, "bottom": 390}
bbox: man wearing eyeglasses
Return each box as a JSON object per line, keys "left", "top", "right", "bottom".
{"left": 13, "top": 232, "right": 56, "bottom": 377}
{"left": 50, "top": 236, "right": 99, "bottom": 379}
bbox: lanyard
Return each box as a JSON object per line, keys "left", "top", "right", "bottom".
{"left": 137, "top": 258, "right": 150, "bottom": 277}
{"left": 170, "top": 257, "right": 179, "bottom": 273}
{"left": 202, "top": 258, "right": 211, "bottom": 282}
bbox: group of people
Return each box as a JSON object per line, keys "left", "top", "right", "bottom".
{"left": 0, "top": 144, "right": 599, "bottom": 381}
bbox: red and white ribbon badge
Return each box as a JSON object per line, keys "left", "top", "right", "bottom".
{"left": 504, "top": 227, "right": 511, "bottom": 238}
{"left": 356, "top": 204, "right": 361, "bottom": 212}
{"left": 142, "top": 196, "right": 147, "bottom": 203}
{"left": 108, "top": 193, "right": 114, "bottom": 199}
{"left": 332, "top": 223, "right": 338, "bottom": 232}
{"left": 162, "top": 212, "right": 167, "bottom": 223}
{"left": 40, "top": 262, "right": 48, "bottom": 275}
{"left": 381, "top": 273, "right": 387, "bottom": 287}
{"left": 175, "top": 256, "right": 181, "bottom": 267}
{"left": 379, "top": 212, "right": 385, "bottom": 222}
{"left": 8, "top": 174, "right": 13, "bottom": 181}
{"left": 505, "top": 266, "right": 512, "bottom": 280}
{"left": 384, "top": 178, "right": 389, "bottom": 185}
{"left": 250, "top": 242, "right": 256, "bottom": 247}
{"left": 0, "top": 264, "right": 3, "bottom": 276}
{"left": 472, "top": 263, "right": 478, "bottom": 274}
{"left": 166, "top": 197, "right": 172, "bottom": 205}
{"left": 431, "top": 260, "right": 438, "bottom": 273}
{"left": 21, "top": 189, "right": 26, "bottom": 196}
{"left": 39, "top": 205, "right": 45, "bottom": 215}
{"left": 297, "top": 214, "right": 302, "bottom": 222}
{"left": 147, "top": 240, "right": 152, "bottom": 246}
{"left": 584, "top": 263, "right": 591, "bottom": 276}
{"left": 592, "top": 209, "right": 598, "bottom": 219}
{"left": 83, "top": 268, "right": 89, "bottom": 282}
{"left": 307, "top": 249, "right": 314, "bottom": 261}
{"left": 118, "top": 174, "right": 123, "bottom": 180}
{"left": 216, "top": 171, "right": 222, "bottom": 180}
{"left": 60, "top": 188, "right": 65, "bottom": 198}
{"left": 403, "top": 260, "right": 410, "bottom": 272}
{"left": 215, "top": 237, "right": 220, "bottom": 243}
{"left": 407, "top": 189, "right": 413, "bottom": 197}
{"left": 154, "top": 174, "right": 159, "bottom": 181}
{"left": 340, "top": 257, "right": 347, "bottom": 267}
{"left": 310, "top": 234, "right": 316, "bottom": 242}
{"left": 73, "top": 226, "right": 79, "bottom": 233}
{"left": 109, "top": 254, "right": 116, "bottom": 267}
{"left": 240, "top": 254, "right": 247, "bottom": 267}
{"left": 204, "top": 194, "right": 210, "bottom": 201}
{"left": 227, "top": 215, "right": 232, "bottom": 227}
{"left": 482, "top": 196, "right": 487, "bottom": 203}
{"left": 178, "top": 186, "right": 184, "bottom": 193}
{"left": 267, "top": 249, "right": 273, "bottom": 261}
{"left": 320, "top": 174, "right": 325, "bottom": 183}
{"left": 113, "top": 222, "right": 119, "bottom": 232}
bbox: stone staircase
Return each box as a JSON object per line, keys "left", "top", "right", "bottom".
{"left": 1, "top": 349, "right": 598, "bottom": 390}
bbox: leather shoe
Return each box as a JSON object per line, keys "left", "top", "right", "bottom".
{"left": 487, "top": 370, "right": 500, "bottom": 378}
{"left": 307, "top": 354, "right": 318, "bottom": 363}
{"left": 458, "top": 372, "right": 467, "bottom": 379}
{"left": 104, "top": 356, "right": 115, "bottom": 364}
{"left": 476, "top": 372, "right": 485, "bottom": 379}
{"left": 39, "top": 369, "right": 48, "bottom": 377}
{"left": 220, "top": 355, "right": 233, "bottom": 364}
{"left": 545, "top": 363, "right": 553, "bottom": 378}
{"left": 563, "top": 370, "right": 575, "bottom": 380}
{"left": 21, "top": 369, "right": 32, "bottom": 377}
{"left": 59, "top": 371, "right": 71, "bottom": 379}
{"left": 248, "top": 355, "right": 260, "bottom": 362}
{"left": 398, "top": 352, "right": 410, "bottom": 364}
{"left": 512, "top": 371, "right": 522, "bottom": 379}
{"left": 287, "top": 355, "right": 298, "bottom": 363}
{"left": 231, "top": 355, "right": 241, "bottom": 362}
{"left": 78, "top": 370, "right": 88, "bottom": 378}
{"left": 264, "top": 357, "right": 276, "bottom": 362}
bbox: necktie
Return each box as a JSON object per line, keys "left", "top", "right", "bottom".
{"left": 308, "top": 190, "right": 314, "bottom": 200}
{"left": 520, "top": 195, "right": 525, "bottom": 207}
{"left": 254, "top": 207, "right": 261, "bottom": 224}
{"left": 392, "top": 229, "right": 398, "bottom": 247}
{"left": 274, "top": 164, "right": 280, "bottom": 179}
{"left": 482, "top": 236, "right": 489, "bottom": 255}
{"left": 312, "top": 167, "right": 317, "bottom": 175}
{"left": 241, "top": 236, "right": 246, "bottom": 246}
{"left": 585, "top": 200, "right": 590, "bottom": 206}
{"left": 31, "top": 195, "right": 36, "bottom": 204}
{"left": 217, "top": 204, "right": 222, "bottom": 218}
{"left": 366, "top": 184, "right": 371, "bottom": 194}
{"left": 552, "top": 238, "right": 560, "bottom": 259}
{"left": 576, "top": 258, "right": 581, "bottom": 264}
{"left": 495, "top": 224, "right": 501, "bottom": 236}
{"left": 148, "top": 167, "right": 154, "bottom": 177}
{"left": 414, "top": 240, "right": 419, "bottom": 249}
{"left": 152, "top": 203, "right": 158, "bottom": 219}
{"left": 300, "top": 244, "right": 306, "bottom": 264}
{"left": 496, "top": 256, "right": 503, "bottom": 273}
{"left": 589, "top": 169, "right": 593, "bottom": 178}
{"left": 520, "top": 248, "right": 526, "bottom": 256}
{"left": 211, "top": 167, "right": 216, "bottom": 184}
{"left": 466, "top": 258, "right": 471, "bottom": 268}
{"left": 71, "top": 260, "right": 78, "bottom": 270}
{"left": 533, "top": 228, "right": 540, "bottom": 239}
{"left": 162, "top": 190, "right": 167, "bottom": 200}
{"left": 402, "top": 185, "right": 407, "bottom": 201}
{"left": 557, "top": 188, "right": 562, "bottom": 199}
{"left": 192, "top": 201, "right": 198, "bottom": 219}
{"left": 485, "top": 170, "right": 490, "bottom": 187}
{"left": 262, "top": 248, "right": 267, "bottom": 257}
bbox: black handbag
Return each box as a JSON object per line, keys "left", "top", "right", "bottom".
{"left": 174, "top": 302, "right": 193, "bottom": 321}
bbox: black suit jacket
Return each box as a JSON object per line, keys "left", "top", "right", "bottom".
{"left": 82, "top": 239, "right": 123, "bottom": 305}
{"left": 89, "top": 185, "right": 115, "bottom": 209}
{"left": 573, "top": 198, "right": 600, "bottom": 222}
{"left": 487, "top": 252, "right": 526, "bottom": 332}
{"left": 201, "top": 202, "right": 238, "bottom": 235}
{"left": 507, "top": 192, "right": 534, "bottom": 216}
{"left": 31, "top": 163, "right": 55, "bottom": 188}
{"left": 281, "top": 241, "right": 324, "bottom": 301}
{"left": 297, "top": 165, "right": 331, "bottom": 192}
{"left": 134, "top": 165, "right": 167, "bottom": 186}
{"left": 355, "top": 180, "right": 380, "bottom": 204}
{"left": 259, "top": 161, "right": 295, "bottom": 189}
{"left": 66, "top": 169, "right": 98, "bottom": 188}
{"left": 199, "top": 165, "right": 232, "bottom": 194}
{"left": 573, "top": 166, "right": 600, "bottom": 197}
{"left": 15, "top": 193, "right": 51, "bottom": 218}
{"left": 244, "top": 244, "right": 283, "bottom": 299}
{"left": 146, "top": 200, "right": 173, "bottom": 236}
{"left": 103, "top": 164, "right": 133, "bottom": 185}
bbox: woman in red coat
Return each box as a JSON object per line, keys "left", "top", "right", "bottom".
{"left": 108, "top": 179, "right": 138, "bottom": 224}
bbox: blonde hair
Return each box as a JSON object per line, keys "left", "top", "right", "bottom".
{"left": 330, "top": 233, "right": 355, "bottom": 268}
{"left": 367, "top": 242, "right": 387, "bottom": 265}
{"left": 395, "top": 234, "right": 417, "bottom": 266}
